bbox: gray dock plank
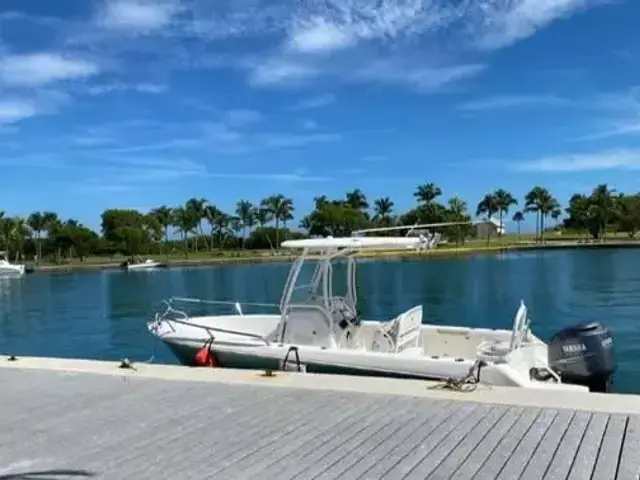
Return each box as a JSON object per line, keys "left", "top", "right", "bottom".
{"left": 519, "top": 409, "right": 575, "bottom": 480}
{"left": 592, "top": 415, "right": 628, "bottom": 480}
{"left": 2, "top": 367, "right": 640, "bottom": 480}
{"left": 617, "top": 416, "right": 640, "bottom": 480}
{"left": 566, "top": 413, "right": 609, "bottom": 480}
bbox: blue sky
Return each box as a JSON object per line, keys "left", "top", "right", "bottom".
{"left": 1, "top": 0, "right": 640, "bottom": 232}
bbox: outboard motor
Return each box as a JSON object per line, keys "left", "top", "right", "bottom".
{"left": 547, "top": 322, "right": 616, "bottom": 393}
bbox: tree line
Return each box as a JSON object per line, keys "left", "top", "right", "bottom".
{"left": 0, "top": 183, "right": 634, "bottom": 263}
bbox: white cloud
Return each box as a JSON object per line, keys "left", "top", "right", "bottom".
{"left": 353, "top": 61, "right": 486, "bottom": 92}
{"left": 0, "top": 53, "right": 99, "bottom": 87}
{"left": 98, "top": 0, "right": 181, "bottom": 32}
{"left": 285, "top": 0, "right": 449, "bottom": 54}
{"left": 466, "top": 0, "right": 613, "bottom": 51}
{"left": 511, "top": 149, "right": 640, "bottom": 172}
{"left": 86, "top": 82, "right": 168, "bottom": 95}
{"left": 251, "top": 0, "right": 608, "bottom": 91}
{"left": 290, "top": 94, "right": 336, "bottom": 111}
{"left": 287, "top": 17, "right": 357, "bottom": 54}
{"left": 199, "top": 122, "right": 341, "bottom": 154}
{"left": 458, "top": 94, "right": 574, "bottom": 111}
{"left": 0, "top": 100, "right": 37, "bottom": 124}
{"left": 6, "top": 0, "right": 607, "bottom": 96}
{"left": 569, "top": 87, "right": 640, "bottom": 141}
{"left": 207, "top": 172, "right": 333, "bottom": 182}
{"left": 258, "top": 132, "right": 339, "bottom": 148}
{"left": 248, "top": 59, "right": 320, "bottom": 87}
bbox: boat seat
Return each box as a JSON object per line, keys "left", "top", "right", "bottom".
{"left": 371, "top": 305, "right": 423, "bottom": 353}
{"left": 280, "top": 304, "right": 334, "bottom": 348}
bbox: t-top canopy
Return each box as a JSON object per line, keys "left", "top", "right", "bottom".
{"left": 280, "top": 236, "right": 423, "bottom": 252}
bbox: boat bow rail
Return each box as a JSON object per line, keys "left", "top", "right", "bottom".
{"left": 149, "top": 296, "right": 281, "bottom": 346}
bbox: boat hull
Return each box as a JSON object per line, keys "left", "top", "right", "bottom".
{"left": 163, "top": 339, "right": 474, "bottom": 381}
{"left": 0, "top": 266, "right": 26, "bottom": 276}
{"left": 123, "top": 262, "right": 167, "bottom": 271}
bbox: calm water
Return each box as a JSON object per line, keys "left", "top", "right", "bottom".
{"left": 1, "top": 249, "right": 639, "bottom": 394}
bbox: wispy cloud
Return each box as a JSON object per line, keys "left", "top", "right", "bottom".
{"left": 467, "top": 0, "right": 614, "bottom": 51}
{"left": 353, "top": 61, "right": 486, "bottom": 92}
{"left": 85, "top": 82, "right": 168, "bottom": 95}
{"left": 290, "top": 94, "right": 336, "bottom": 111}
{"left": 207, "top": 171, "right": 333, "bottom": 182}
{"left": 571, "top": 87, "right": 640, "bottom": 141}
{"left": 4, "top": 0, "right": 609, "bottom": 95}
{"left": 71, "top": 156, "right": 331, "bottom": 194}
{"left": 97, "top": 0, "right": 182, "bottom": 33}
{"left": 241, "top": 0, "right": 608, "bottom": 91}
{"left": 458, "top": 94, "right": 575, "bottom": 111}
{"left": 0, "top": 100, "right": 37, "bottom": 125}
{"left": 510, "top": 149, "right": 640, "bottom": 172}
{"left": 0, "top": 53, "right": 99, "bottom": 87}
{"left": 199, "top": 122, "right": 341, "bottom": 154}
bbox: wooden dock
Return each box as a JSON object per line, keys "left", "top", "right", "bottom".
{"left": 1, "top": 357, "right": 639, "bottom": 479}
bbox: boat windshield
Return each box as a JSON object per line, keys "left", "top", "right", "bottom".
{"left": 280, "top": 249, "right": 357, "bottom": 313}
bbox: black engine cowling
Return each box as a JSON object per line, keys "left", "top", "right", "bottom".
{"left": 547, "top": 322, "right": 616, "bottom": 393}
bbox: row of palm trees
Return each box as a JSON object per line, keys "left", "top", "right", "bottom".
{"left": 0, "top": 183, "right": 569, "bottom": 261}
{"left": 476, "top": 186, "right": 562, "bottom": 241}
{"left": 145, "top": 194, "right": 295, "bottom": 252}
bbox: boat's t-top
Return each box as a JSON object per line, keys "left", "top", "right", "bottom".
{"left": 278, "top": 235, "right": 431, "bottom": 347}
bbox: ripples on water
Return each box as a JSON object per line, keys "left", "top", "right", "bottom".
{"left": 1, "top": 249, "right": 639, "bottom": 393}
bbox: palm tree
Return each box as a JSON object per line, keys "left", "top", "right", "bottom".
{"left": 493, "top": 189, "right": 517, "bottom": 237}
{"left": 551, "top": 206, "right": 562, "bottom": 230}
{"left": 27, "top": 212, "right": 47, "bottom": 263}
{"left": 373, "top": 197, "right": 394, "bottom": 226}
{"left": 525, "top": 186, "right": 550, "bottom": 242}
{"left": 476, "top": 193, "right": 498, "bottom": 244}
{"left": 447, "top": 197, "right": 468, "bottom": 218}
{"left": 150, "top": 206, "right": 173, "bottom": 255}
{"left": 172, "top": 207, "right": 194, "bottom": 257}
{"left": 203, "top": 204, "right": 222, "bottom": 251}
{"left": 525, "top": 188, "right": 558, "bottom": 243}
{"left": 512, "top": 211, "right": 524, "bottom": 241}
{"left": 262, "top": 194, "right": 294, "bottom": 248}
{"left": 414, "top": 183, "right": 442, "bottom": 205}
{"left": 447, "top": 197, "right": 469, "bottom": 244}
{"left": 590, "top": 184, "right": 616, "bottom": 240}
{"left": 213, "top": 212, "right": 232, "bottom": 252}
{"left": 255, "top": 207, "right": 272, "bottom": 228}
{"left": 235, "top": 200, "right": 254, "bottom": 249}
{"left": 185, "top": 197, "right": 208, "bottom": 252}
{"left": 345, "top": 189, "right": 369, "bottom": 214}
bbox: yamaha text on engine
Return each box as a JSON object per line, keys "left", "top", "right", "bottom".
{"left": 546, "top": 322, "right": 616, "bottom": 393}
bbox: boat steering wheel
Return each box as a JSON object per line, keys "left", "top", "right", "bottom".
{"left": 330, "top": 297, "right": 360, "bottom": 331}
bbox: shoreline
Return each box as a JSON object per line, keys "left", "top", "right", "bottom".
{"left": 31, "top": 239, "right": 640, "bottom": 273}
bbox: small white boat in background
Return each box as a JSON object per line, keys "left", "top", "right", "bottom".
{"left": 122, "top": 258, "right": 167, "bottom": 271}
{"left": 148, "top": 224, "right": 617, "bottom": 393}
{"left": 0, "top": 251, "right": 25, "bottom": 276}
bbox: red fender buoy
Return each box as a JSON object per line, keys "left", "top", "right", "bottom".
{"left": 194, "top": 340, "right": 219, "bottom": 367}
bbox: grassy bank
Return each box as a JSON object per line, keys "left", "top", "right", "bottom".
{"left": 31, "top": 232, "right": 640, "bottom": 272}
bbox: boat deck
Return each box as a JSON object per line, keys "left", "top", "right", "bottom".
{"left": 1, "top": 358, "right": 639, "bottom": 479}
